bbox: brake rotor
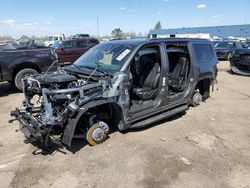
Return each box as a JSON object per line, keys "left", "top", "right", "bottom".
{"left": 191, "top": 92, "right": 202, "bottom": 107}
{"left": 86, "top": 122, "right": 109, "bottom": 146}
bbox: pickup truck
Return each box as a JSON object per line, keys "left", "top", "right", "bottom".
{"left": 0, "top": 44, "right": 58, "bottom": 91}
{"left": 10, "top": 38, "right": 218, "bottom": 148}
{"left": 44, "top": 34, "right": 65, "bottom": 46}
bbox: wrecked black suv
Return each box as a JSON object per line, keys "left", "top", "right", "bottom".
{"left": 10, "top": 38, "right": 218, "bottom": 148}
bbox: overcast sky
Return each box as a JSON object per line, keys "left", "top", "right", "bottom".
{"left": 0, "top": 0, "right": 250, "bottom": 38}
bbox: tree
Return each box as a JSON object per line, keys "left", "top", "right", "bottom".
{"left": 111, "top": 28, "right": 123, "bottom": 39}
{"left": 154, "top": 21, "right": 162, "bottom": 30}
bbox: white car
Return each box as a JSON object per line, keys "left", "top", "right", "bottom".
{"left": 45, "top": 34, "right": 65, "bottom": 46}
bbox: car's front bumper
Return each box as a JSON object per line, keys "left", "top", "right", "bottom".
{"left": 230, "top": 56, "right": 250, "bottom": 76}
{"left": 10, "top": 108, "right": 46, "bottom": 143}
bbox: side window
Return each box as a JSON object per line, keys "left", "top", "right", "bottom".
{"left": 76, "top": 40, "right": 87, "bottom": 48}
{"left": 59, "top": 37, "right": 62, "bottom": 40}
{"left": 165, "top": 43, "right": 190, "bottom": 73}
{"left": 193, "top": 43, "right": 214, "bottom": 63}
{"left": 54, "top": 36, "right": 58, "bottom": 41}
{"left": 64, "top": 41, "right": 73, "bottom": 49}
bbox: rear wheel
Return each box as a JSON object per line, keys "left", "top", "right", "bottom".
{"left": 14, "top": 68, "right": 38, "bottom": 91}
{"left": 191, "top": 91, "right": 202, "bottom": 107}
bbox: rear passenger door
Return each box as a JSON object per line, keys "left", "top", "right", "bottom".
{"left": 75, "top": 40, "right": 88, "bottom": 59}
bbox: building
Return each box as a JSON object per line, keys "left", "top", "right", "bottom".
{"left": 149, "top": 24, "right": 250, "bottom": 39}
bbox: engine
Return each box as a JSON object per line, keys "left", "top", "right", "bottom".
{"left": 11, "top": 70, "right": 106, "bottom": 146}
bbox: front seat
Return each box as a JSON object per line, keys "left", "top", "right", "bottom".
{"left": 168, "top": 57, "right": 189, "bottom": 92}
{"left": 132, "top": 56, "right": 161, "bottom": 100}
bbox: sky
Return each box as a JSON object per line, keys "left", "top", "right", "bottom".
{"left": 0, "top": 0, "right": 250, "bottom": 38}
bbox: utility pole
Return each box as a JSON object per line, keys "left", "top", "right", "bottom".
{"left": 97, "top": 16, "right": 99, "bottom": 38}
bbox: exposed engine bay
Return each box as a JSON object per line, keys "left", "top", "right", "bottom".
{"left": 10, "top": 69, "right": 115, "bottom": 147}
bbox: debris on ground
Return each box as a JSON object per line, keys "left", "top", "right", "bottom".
{"left": 180, "top": 157, "right": 191, "bottom": 165}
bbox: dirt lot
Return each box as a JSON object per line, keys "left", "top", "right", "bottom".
{"left": 0, "top": 61, "right": 250, "bottom": 188}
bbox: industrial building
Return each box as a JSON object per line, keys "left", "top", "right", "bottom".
{"left": 149, "top": 24, "right": 250, "bottom": 40}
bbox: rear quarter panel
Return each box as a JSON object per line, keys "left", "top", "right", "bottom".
{"left": 190, "top": 42, "right": 218, "bottom": 81}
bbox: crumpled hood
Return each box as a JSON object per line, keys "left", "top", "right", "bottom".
{"left": 33, "top": 72, "right": 77, "bottom": 87}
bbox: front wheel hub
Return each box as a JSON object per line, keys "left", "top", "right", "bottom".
{"left": 191, "top": 92, "right": 202, "bottom": 107}
{"left": 86, "top": 121, "right": 109, "bottom": 146}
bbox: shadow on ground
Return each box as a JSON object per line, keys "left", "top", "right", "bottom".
{"left": 0, "top": 82, "right": 20, "bottom": 97}
{"left": 29, "top": 111, "right": 186, "bottom": 155}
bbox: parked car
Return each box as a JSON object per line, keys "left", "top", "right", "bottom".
{"left": 241, "top": 42, "right": 250, "bottom": 48}
{"left": 45, "top": 34, "right": 65, "bottom": 46}
{"left": 214, "top": 41, "right": 242, "bottom": 60}
{"left": 0, "top": 44, "right": 58, "bottom": 91}
{"left": 229, "top": 44, "right": 250, "bottom": 76}
{"left": 51, "top": 38, "right": 99, "bottom": 64}
{"left": 10, "top": 38, "right": 218, "bottom": 148}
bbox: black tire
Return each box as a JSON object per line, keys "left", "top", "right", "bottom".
{"left": 14, "top": 68, "right": 38, "bottom": 91}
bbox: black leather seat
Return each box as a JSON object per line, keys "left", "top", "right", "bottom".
{"left": 132, "top": 56, "right": 161, "bottom": 100}
{"left": 168, "top": 57, "right": 189, "bottom": 92}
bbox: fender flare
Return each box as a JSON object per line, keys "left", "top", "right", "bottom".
{"left": 62, "top": 98, "right": 119, "bottom": 147}
{"left": 9, "top": 56, "right": 39, "bottom": 70}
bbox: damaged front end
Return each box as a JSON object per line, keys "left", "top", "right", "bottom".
{"left": 230, "top": 50, "right": 250, "bottom": 76}
{"left": 10, "top": 71, "right": 110, "bottom": 147}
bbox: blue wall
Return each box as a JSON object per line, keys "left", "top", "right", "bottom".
{"left": 149, "top": 24, "right": 250, "bottom": 37}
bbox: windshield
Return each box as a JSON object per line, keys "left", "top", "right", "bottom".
{"left": 74, "top": 42, "right": 136, "bottom": 74}
{"left": 48, "top": 36, "right": 53, "bottom": 41}
{"left": 214, "top": 42, "right": 230, "bottom": 48}
{"left": 51, "top": 41, "right": 62, "bottom": 49}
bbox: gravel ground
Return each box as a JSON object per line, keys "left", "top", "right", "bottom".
{"left": 0, "top": 61, "right": 250, "bottom": 188}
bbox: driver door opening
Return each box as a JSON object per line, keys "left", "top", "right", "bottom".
{"left": 129, "top": 45, "right": 162, "bottom": 113}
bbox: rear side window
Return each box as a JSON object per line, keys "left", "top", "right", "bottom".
{"left": 64, "top": 41, "right": 73, "bottom": 49}
{"left": 193, "top": 43, "right": 214, "bottom": 63}
{"left": 76, "top": 40, "right": 87, "bottom": 48}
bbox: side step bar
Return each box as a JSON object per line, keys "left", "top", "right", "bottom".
{"left": 129, "top": 105, "right": 188, "bottom": 129}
